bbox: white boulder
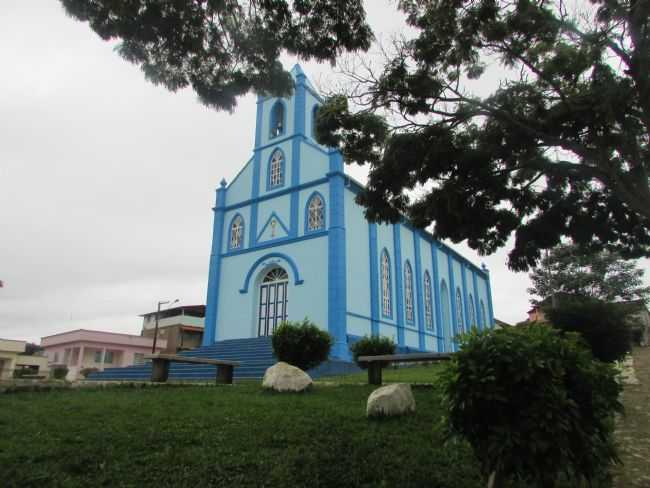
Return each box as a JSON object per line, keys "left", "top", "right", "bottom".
{"left": 366, "top": 383, "right": 416, "bottom": 417}
{"left": 262, "top": 362, "right": 313, "bottom": 392}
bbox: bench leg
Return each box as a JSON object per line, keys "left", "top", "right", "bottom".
{"left": 151, "top": 359, "right": 170, "bottom": 382}
{"left": 368, "top": 363, "right": 383, "bottom": 386}
{"left": 216, "top": 365, "right": 233, "bottom": 384}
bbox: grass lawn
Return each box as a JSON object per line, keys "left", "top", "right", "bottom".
{"left": 0, "top": 377, "right": 483, "bottom": 488}
{"left": 319, "top": 363, "right": 444, "bottom": 385}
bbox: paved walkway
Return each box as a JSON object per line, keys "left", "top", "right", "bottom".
{"left": 613, "top": 346, "right": 650, "bottom": 487}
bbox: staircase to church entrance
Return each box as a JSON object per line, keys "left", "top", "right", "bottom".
{"left": 86, "top": 337, "right": 276, "bottom": 382}
{"left": 86, "top": 337, "right": 361, "bottom": 382}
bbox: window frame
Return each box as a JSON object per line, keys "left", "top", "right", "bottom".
{"left": 404, "top": 260, "right": 415, "bottom": 324}
{"left": 269, "top": 100, "right": 286, "bottom": 139}
{"left": 423, "top": 271, "right": 434, "bottom": 331}
{"left": 304, "top": 192, "right": 326, "bottom": 233}
{"left": 455, "top": 288, "right": 464, "bottom": 334}
{"left": 266, "top": 148, "right": 286, "bottom": 190}
{"left": 380, "top": 249, "right": 393, "bottom": 319}
{"left": 228, "top": 213, "right": 245, "bottom": 251}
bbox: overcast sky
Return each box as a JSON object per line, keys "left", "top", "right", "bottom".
{"left": 1, "top": 1, "right": 647, "bottom": 343}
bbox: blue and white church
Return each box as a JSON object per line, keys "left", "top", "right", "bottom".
{"left": 203, "top": 65, "right": 495, "bottom": 361}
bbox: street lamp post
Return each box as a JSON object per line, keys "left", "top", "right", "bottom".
{"left": 152, "top": 299, "right": 179, "bottom": 353}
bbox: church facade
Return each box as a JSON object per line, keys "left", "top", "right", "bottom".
{"left": 203, "top": 66, "right": 495, "bottom": 360}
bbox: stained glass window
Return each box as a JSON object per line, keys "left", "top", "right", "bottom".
{"left": 307, "top": 194, "right": 324, "bottom": 231}
{"left": 424, "top": 272, "right": 434, "bottom": 330}
{"left": 230, "top": 215, "right": 243, "bottom": 249}
{"left": 269, "top": 150, "right": 284, "bottom": 188}
{"left": 404, "top": 262, "right": 414, "bottom": 323}
{"left": 381, "top": 251, "right": 391, "bottom": 316}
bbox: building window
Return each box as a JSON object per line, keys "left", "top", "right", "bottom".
{"left": 306, "top": 193, "right": 325, "bottom": 232}
{"left": 258, "top": 267, "right": 289, "bottom": 336}
{"left": 456, "top": 288, "right": 464, "bottom": 333}
{"left": 404, "top": 261, "right": 414, "bottom": 323}
{"left": 424, "top": 271, "right": 434, "bottom": 331}
{"left": 94, "top": 351, "right": 102, "bottom": 363}
{"left": 134, "top": 353, "right": 145, "bottom": 365}
{"left": 229, "top": 214, "right": 244, "bottom": 250}
{"left": 441, "top": 280, "right": 452, "bottom": 351}
{"left": 312, "top": 105, "right": 319, "bottom": 139}
{"left": 53, "top": 352, "right": 59, "bottom": 363}
{"left": 268, "top": 149, "right": 284, "bottom": 189}
{"left": 468, "top": 294, "right": 476, "bottom": 329}
{"left": 270, "top": 101, "right": 285, "bottom": 138}
{"left": 104, "top": 351, "right": 114, "bottom": 364}
{"left": 480, "top": 300, "right": 487, "bottom": 328}
{"left": 381, "top": 250, "right": 392, "bottom": 317}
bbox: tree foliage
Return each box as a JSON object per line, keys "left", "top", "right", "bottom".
{"left": 528, "top": 243, "right": 650, "bottom": 303}
{"left": 60, "top": 0, "right": 373, "bottom": 111}
{"left": 440, "top": 326, "right": 622, "bottom": 486}
{"left": 545, "top": 300, "right": 632, "bottom": 362}
{"left": 316, "top": 0, "right": 650, "bottom": 270}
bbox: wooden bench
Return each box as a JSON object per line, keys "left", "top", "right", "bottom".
{"left": 358, "top": 352, "right": 453, "bottom": 385}
{"left": 144, "top": 354, "right": 240, "bottom": 384}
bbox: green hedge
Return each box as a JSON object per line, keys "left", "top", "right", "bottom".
{"left": 440, "top": 325, "right": 622, "bottom": 487}
{"left": 349, "top": 335, "right": 396, "bottom": 369}
{"left": 272, "top": 319, "right": 333, "bottom": 371}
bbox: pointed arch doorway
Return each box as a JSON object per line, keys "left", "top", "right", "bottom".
{"left": 258, "top": 267, "right": 289, "bottom": 336}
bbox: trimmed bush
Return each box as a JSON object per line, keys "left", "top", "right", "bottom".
{"left": 439, "top": 325, "right": 622, "bottom": 487}
{"left": 546, "top": 300, "right": 632, "bottom": 363}
{"left": 272, "top": 319, "right": 333, "bottom": 371}
{"left": 51, "top": 367, "right": 69, "bottom": 380}
{"left": 350, "top": 335, "right": 396, "bottom": 369}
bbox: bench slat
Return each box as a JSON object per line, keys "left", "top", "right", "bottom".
{"left": 144, "top": 354, "right": 240, "bottom": 367}
{"left": 357, "top": 352, "right": 452, "bottom": 363}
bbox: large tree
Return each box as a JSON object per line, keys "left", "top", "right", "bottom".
{"left": 528, "top": 243, "right": 650, "bottom": 303}
{"left": 59, "top": 0, "right": 372, "bottom": 111}
{"left": 316, "top": 0, "right": 650, "bottom": 270}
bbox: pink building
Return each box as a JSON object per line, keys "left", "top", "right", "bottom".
{"left": 41, "top": 329, "right": 167, "bottom": 380}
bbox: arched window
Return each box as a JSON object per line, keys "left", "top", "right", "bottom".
{"left": 381, "top": 250, "right": 392, "bottom": 317}
{"left": 268, "top": 149, "right": 284, "bottom": 189}
{"left": 404, "top": 261, "right": 414, "bottom": 323}
{"left": 468, "top": 293, "right": 476, "bottom": 330}
{"left": 441, "top": 280, "right": 452, "bottom": 351}
{"left": 312, "top": 105, "right": 320, "bottom": 139}
{"left": 480, "top": 300, "right": 488, "bottom": 328}
{"left": 270, "top": 101, "right": 285, "bottom": 138}
{"left": 229, "top": 214, "right": 244, "bottom": 250}
{"left": 456, "top": 288, "right": 464, "bottom": 334}
{"left": 424, "top": 271, "right": 434, "bottom": 331}
{"left": 258, "top": 267, "right": 289, "bottom": 336}
{"left": 306, "top": 193, "right": 325, "bottom": 232}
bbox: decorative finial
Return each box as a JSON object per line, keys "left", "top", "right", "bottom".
{"left": 220, "top": 178, "right": 227, "bottom": 188}
{"left": 481, "top": 263, "right": 489, "bottom": 272}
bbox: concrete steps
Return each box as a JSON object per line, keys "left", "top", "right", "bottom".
{"left": 87, "top": 337, "right": 277, "bottom": 381}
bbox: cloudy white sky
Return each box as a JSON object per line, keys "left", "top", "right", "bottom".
{"left": 1, "top": 1, "right": 647, "bottom": 343}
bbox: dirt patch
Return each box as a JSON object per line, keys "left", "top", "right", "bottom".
{"left": 613, "top": 346, "right": 650, "bottom": 487}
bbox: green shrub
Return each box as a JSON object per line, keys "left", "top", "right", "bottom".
{"left": 440, "top": 325, "right": 622, "bottom": 487}
{"left": 349, "top": 335, "right": 396, "bottom": 369}
{"left": 272, "top": 318, "right": 333, "bottom": 371}
{"left": 51, "top": 367, "right": 69, "bottom": 380}
{"left": 546, "top": 300, "right": 632, "bottom": 363}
